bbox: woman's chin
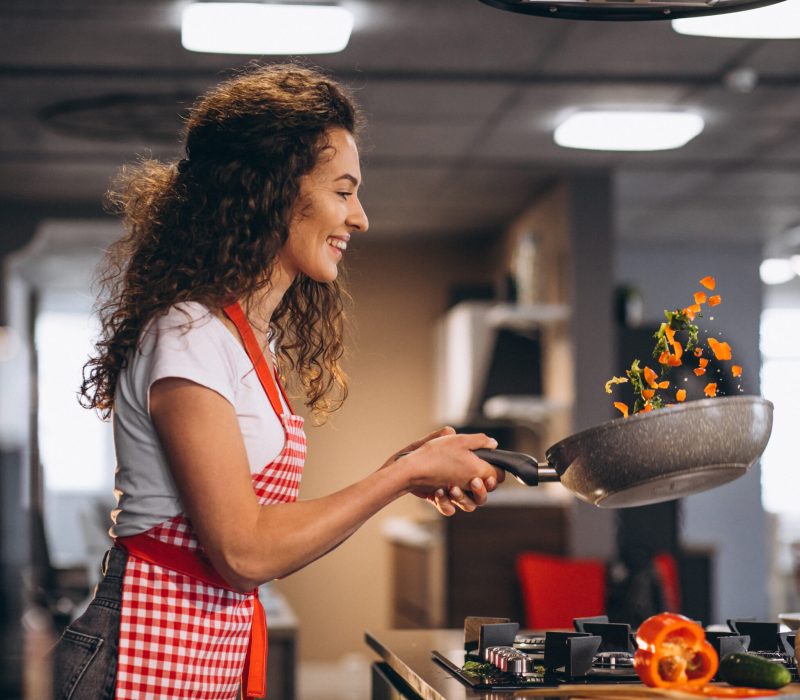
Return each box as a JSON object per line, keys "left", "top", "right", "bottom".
{"left": 305, "top": 266, "right": 339, "bottom": 284}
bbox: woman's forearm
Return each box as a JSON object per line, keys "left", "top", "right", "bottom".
{"left": 219, "top": 463, "right": 411, "bottom": 589}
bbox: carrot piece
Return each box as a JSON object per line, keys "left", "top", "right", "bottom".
{"left": 704, "top": 383, "right": 718, "bottom": 397}
{"left": 643, "top": 366, "right": 659, "bottom": 388}
{"left": 694, "top": 347, "right": 703, "bottom": 357}
{"left": 658, "top": 381, "right": 669, "bottom": 389}
{"left": 700, "top": 276, "right": 716, "bottom": 290}
{"left": 698, "top": 357, "right": 709, "bottom": 368}
{"left": 676, "top": 389, "right": 687, "bottom": 402}
{"left": 672, "top": 339, "right": 683, "bottom": 360}
{"left": 707, "top": 337, "right": 732, "bottom": 361}
{"left": 664, "top": 326, "right": 676, "bottom": 344}
{"left": 614, "top": 402, "right": 629, "bottom": 418}
{"left": 642, "top": 389, "right": 655, "bottom": 400}
{"left": 694, "top": 292, "right": 707, "bottom": 305}
{"left": 658, "top": 350, "right": 671, "bottom": 365}
{"left": 732, "top": 365, "right": 742, "bottom": 377}
{"left": 667, "top": 355, "right": 682, "bottom": 367}
{"left": 683, "top": 304, "right": 702, "bottom": 321}
{"left": 640, "top": 403, "right": 654, "bottom": 412}
{"left": 708, "top": 295, "right": 721, "bottom": 306}
{"left": 694, "top": 367, "right": 706, "bottom": 376}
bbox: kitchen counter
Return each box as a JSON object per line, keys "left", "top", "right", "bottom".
{"left": 365, "top": 629, "right": 800, "bottom": 700}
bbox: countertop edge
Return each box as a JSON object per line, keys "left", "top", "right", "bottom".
{"left": 365, "top": 629, "right": 446, "bottom": 700}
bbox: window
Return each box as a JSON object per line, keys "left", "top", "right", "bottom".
{"left": 36, "top": 305, "right": 114, "bottom": 567}
{"left": 36, "top": 310, "right": 111, "bottom": 492}
{"left": 759, "top": 308, "right": 800, "bottom": 515}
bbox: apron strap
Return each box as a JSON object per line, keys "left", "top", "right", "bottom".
{"left": 223, "top": 301, "right": 288, "bottom": 417}
{"left": 117, "top": 533, "right": 267, "bottom": 698}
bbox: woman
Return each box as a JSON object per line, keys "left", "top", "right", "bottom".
{"left": 51, "top": 64, "right": 503, "bottom": 699}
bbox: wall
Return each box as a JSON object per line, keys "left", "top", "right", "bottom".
{"left": 276, "top": 236, "right": 498, "bottom": 661}
{"left": 615, "top": 242, "right": 768, "bottom": 622}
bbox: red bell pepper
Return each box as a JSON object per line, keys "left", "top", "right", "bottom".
{"left": 634, "top": 612, "right": 718, "bottom": 689}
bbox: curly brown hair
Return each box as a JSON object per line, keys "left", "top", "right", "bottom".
{"left": 81, "top": 63, "right": 363, "bottom": 420}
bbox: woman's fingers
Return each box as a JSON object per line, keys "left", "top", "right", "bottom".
{"left": 425, "top": 472, "right": 498, "bottom": 514}
{"left": 434, "top": 488, "right": 456, "bottom": 516}
{"left": 456, "top": 432, "right": 498, "bottom": 452}
{"left": 448, "top": 485, "right": 478, "bottom": 513}
{"left": 481, "top": 467, "right": 505, "bottom": 490}
{"left": 467, "top": 477, "right": 488, "bottom": 506}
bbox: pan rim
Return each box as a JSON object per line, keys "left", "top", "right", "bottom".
{"left": 591, "top": 462, "right": 751, "bottom": 508}
{"left": 546, "top": 394, "right": 773, "bottom": 459}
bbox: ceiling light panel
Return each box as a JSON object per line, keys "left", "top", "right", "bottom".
{"left": 672, "top": 0, "right": 800, "bottom": 38}
{"left": 181, "top": 3, "right": 354, "bottom": 55}
{"left": 554, "top": 110, "right": 704, "bottom": 151}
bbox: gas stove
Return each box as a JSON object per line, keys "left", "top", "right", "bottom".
{"left": 432, "top": 616, "right": 799, "bottom": 691}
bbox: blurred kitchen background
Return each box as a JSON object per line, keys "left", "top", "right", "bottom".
{"left": 2, "top": 1, "right": 800, "bottom": 698}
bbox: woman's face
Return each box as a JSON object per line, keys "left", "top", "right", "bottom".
{"left": 280, "top": 128, "right": 368, "bottom": 284}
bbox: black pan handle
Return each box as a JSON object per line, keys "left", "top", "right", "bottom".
{"left": 396, "top": 448, "right": 558, "bottom": 488}
{"left": 473, "top": 448, "right": 542, "bottom": 486}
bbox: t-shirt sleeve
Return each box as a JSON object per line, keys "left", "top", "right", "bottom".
{"left": 141, "top": 306, "right": 238, "bottom": 412}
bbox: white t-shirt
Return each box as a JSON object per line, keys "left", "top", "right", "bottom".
{"left": 111, "top": 301, "right": 288, "bottom": 538}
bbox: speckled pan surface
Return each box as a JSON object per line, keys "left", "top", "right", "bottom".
{"left": 545, "top": 395, "right": 773, "bottom": 508}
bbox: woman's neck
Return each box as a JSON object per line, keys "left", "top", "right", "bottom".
{"left": 237, "top": 259, "right": 295, "bottom": 347}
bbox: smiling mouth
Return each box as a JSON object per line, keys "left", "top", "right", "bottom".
{"left": 327, "top": 237, "right": 348, "bottom": 251}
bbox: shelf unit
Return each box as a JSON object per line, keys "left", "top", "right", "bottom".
{"left": 433, "top": 300, "right": 571, "bottom": 429}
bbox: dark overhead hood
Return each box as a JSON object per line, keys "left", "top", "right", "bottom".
{"left": 478, "top": 0, "right": 786, "bottom": 21}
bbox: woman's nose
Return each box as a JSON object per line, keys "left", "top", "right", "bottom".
{"left": 348, "top": 197, "right": 369, "bottom": 233}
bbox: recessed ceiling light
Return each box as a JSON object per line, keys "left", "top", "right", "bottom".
{"left": 553, "top": 111, "right": 704, "bottom": 152}
{"left": 181, "top": 3, "right": 354, "bottom": 55}
{"left": 672, "top": 0, "right": 800, "bottom": 39}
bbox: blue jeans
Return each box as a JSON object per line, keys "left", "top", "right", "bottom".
{"left": 51, "top": 547, "right": 126, "bottom": 700}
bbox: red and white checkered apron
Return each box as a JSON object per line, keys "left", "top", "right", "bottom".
{"left": 114, "top": 302, "right": 305, "bottom": 700}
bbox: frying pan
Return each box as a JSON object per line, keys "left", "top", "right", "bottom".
{"left": 469, "top": 395, "right": 773, "bottom": 508}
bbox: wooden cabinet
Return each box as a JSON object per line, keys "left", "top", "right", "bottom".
{"left": 444, "top": 505, "right": 570, "bottom": 626}
{"left": 388, "top": 505, "right": 570, "bottom": 630}
{"left": 390, "top": 540, "right": 445, "bottom": 629}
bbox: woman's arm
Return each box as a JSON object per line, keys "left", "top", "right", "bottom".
{"left": 150, "top": 377, "right": 500, "bottom": 592}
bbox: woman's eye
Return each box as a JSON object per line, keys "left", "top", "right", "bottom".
{"left": 338, "top": 191, "right": 353, "bottom": 199}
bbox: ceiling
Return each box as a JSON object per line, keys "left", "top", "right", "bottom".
{"left": 2, "top": 0, "right": 800, "bottom": 253}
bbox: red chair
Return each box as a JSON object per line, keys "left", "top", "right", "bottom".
{"left": 653, "top": 552, "right": 681, "bottom": 612}
{"left": 516, "top": 552, "right": 606, "bottom": 630}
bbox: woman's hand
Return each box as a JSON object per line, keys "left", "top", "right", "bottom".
{"left": 384, "top": 427, "right": 505, "bottom": 516}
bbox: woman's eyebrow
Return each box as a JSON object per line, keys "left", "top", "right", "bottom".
{"left": 335, "top": 174, "right": 360, "bottom": 187}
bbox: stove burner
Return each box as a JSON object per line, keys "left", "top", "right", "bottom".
{"left": 515, "top": 635, "right": 545, "bottom": 653}
{"left": 749, "top": 651, "right": 790, "bottom": 663}
{"left": 485, "top": 646, "right": 539, "bottom": 675}
{"left": 593, "top": 651, "right": 635, "bottom": 669}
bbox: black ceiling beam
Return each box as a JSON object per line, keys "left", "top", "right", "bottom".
{"left": 3, "top": 64, "right": 800, "bottom": 88}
